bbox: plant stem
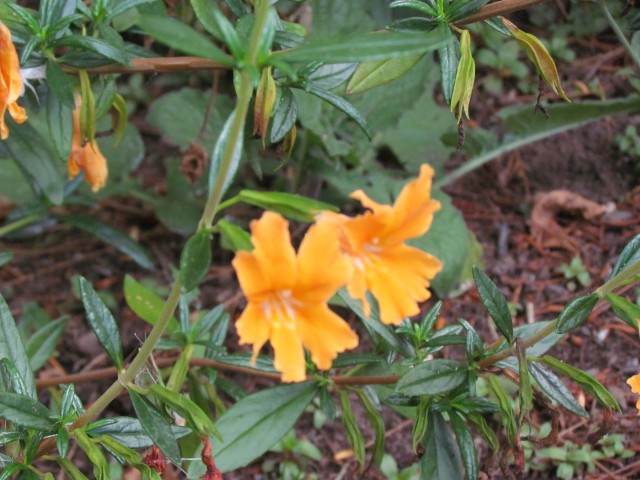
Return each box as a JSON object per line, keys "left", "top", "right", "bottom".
{"left": 596, "top": 260, "right": 640, "bottom": 297}
{"left": 598, "top": 0, "right": 640, "bottom": 71}
{"left": 0, "top": 213, "right": 45, "bottom": 237}
{"left": 456, "top": 0, "right": 549, "bottom": 26}
{"left": 59, "top": 0, "right": 272, "bottom": 434}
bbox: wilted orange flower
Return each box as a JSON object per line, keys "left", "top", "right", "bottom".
{"left": 232, "top": 211, "right": 358, "bottom": 382}
{"left": 67, "top": 96, "right": 108, "bottom": 192}
{"left": 627, "top": 374, "right": 640, "bottom": 414}
{"left": 0, "top": 21, "right": 27, "bottom": 139}
{"left": 320, "top": 164, "right": 443, "bottom": 326}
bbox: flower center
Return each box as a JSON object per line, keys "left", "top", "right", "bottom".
{"left": 261, "top": 290, "right": 300, "bottom": 329}
{"left": 353, "top": 239, "right": 383, "bottom": 271}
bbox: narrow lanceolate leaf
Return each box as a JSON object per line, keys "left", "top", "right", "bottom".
{"left": 390, "top": 0, "right": 438, "bottom": 16}
{"left": 0, "top": 393, "right": 55, "bottom": 430}
{"left": 254, "top": 67, "right": 276, "bottom": 146}
{"left": 276, "top": 29, "right": 450, "bottom": 64}
{"left": 53, "top": 35, "right": 131, "bottom": 65}
{"left": 74, "top": 429, "right": 110, "bottom": 480}
{"left": 605, "top": 293, "right": 640, "bottom": 330}
{"left": 25, "top": 316, "right": 69, "bottom": 371}
{"left": 438, "top": 25, "right": 460, "bottom": 106}
{"left": 217, "top": 219, "right": 253, "bottom": 252}
{"left": 412, "top": 398, "right": 431, "bottom": 453}
{"left": 554, "top": 293, "right": 598, "bottom": 334}
{"left": 450, "top": 29, "right": 475, "bottom": 121}
{"left": 421, "top": 410, "right": 464, "bottom": 480}
{"left": 128, "top": 389, "right": 182, "bottom": 466}
{"left": 541, "top": 355, "right": 620, "bottom": 411}
{"left": 306, "top": 84, "right": 372, "bottom": 139}
{"left": 237, "top": 190, "right": 338, "bottom": 222}
{"left": 486, "top": 374, "right": 516, "bottom": 445}
{"left": 609, "top": 233, "right": 640, "bottom": 279}
{"left": 501, "top": 17, "right": 570, "bottom": 102}
{"left": 270, "top": 87, "right": 298, "bottom": 144}
{"left": 340, "top": 391, "right": 365, "bottom": 465}
{"left": 1, "top": 359, "right": 29, "bottom": 397}
{"left": 58, "top": 458, "right": 90, "bottom": 480}
{"left": 58, "top": 215, "right": 154, "bottom": 270}
{"left": 445, "top": 0, "right": 490, "bottom": 23}
{"left": 0, "top": 295, "right": 35, "bottom": 398}
{"left": 180, "top": 229, "right": 212, "bottom": 292}
{"left": 123, "top": 275, "right": 179, "bottom": 332}
{"left": 515, "top": 339, "right": 532, "bottom": 424}
{"left": 209, "top": 109, "right": 244, "bottom": 199}
{"left": 46, "top": 60, "right": 75, "bottom": 108}
{"left": 79, "top": 277, "right": 123, "bottom": 369}
{"left": 528, "top": 361, "right": 588, "bottom": 417}
{"left": 198, "top": 382, "right": 318, "bottom": 473}
{"left": 355, "top": 388, "right": 385, "bottom": 467}
{"left": 46, "top": 85, "right": 73, "bottom": 162}
{"left": 472, "top": 266, "right": 513, "bottom": 344}
{"left": 346, "top": 53, "right": 423, "bottom": 95}
{"left": 136, "top": 15, "right": 233, "bottom": 65}
{"left": 449, "top": 410, "right": 479, "bottom": 480}
{"left": 396, "top": 359, "right": 467, "bottom": 396}
{"left": 87, "top": 417, "right": 190, "bottom": 449}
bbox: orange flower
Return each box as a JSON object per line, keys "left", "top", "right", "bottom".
{"left": 67, "top": 96, "right": 108, "bottom": 192}
{"left": 320, "top": 164, "right": 442, "bottom": 326}
{"left": 0, "top": 21, "right": 27, "bottom": 139}
{"left": 627, "top": 374, "right": 640, "bottom": 414}
{"left": 232, "top": 211, "right": 358, "bottom": 382}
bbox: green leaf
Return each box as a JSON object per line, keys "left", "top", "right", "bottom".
{"left": 128, "top": 389, "right": 182, "bottom": 466}
{"left": 396, "top": 359, "right": 467, "bottom": 396}
{"left": 25, "top": 316, "right": 69, "bottom": 371}
{"left": 270, "top": 87, "right": 298, "bottom": 144}
{"left": 0, "top": 430, "right": 23, "bottom": 447}
{"left": 123, "top": 275, "right": 179, "bottom": 332}
{"left": 437, "top": 26, "right": 459, "bottom": 105}
{"left": 346, "top": 54, "right": 423, "bottom": 95}
{"left": 0, "top": 295, "right": 35, "bottom": 399}
{"left": 467, "top": 413, "right": 499, "bottom": 452}
{"left": 337, "top": 289, "right": 415, "bottom": 358}
{"left": 148, "top": 384, "right": 221, "bottom": 439}
{"left": 390, "top": 0, "right": 438, "bottom": 16}
{"left": 516, "top": 340, "right": 532, "bottom": 424}
{"left": 355, "top": 388, "right": 385, "bottom": 466}
{"left": 2, "top": 122, "right": 65, "bottom": 205}
{"left": 0, "top": 393, "right": 55, "bottom": 430}
{"left": 486, "top": 374, "right": 516, "bottom": 445}
{"left": 46, "top": 88, "right": 73, "bottom": 162}
{"left": 57, "top": 424, "right": 69, "bottom": 458}
{"left": 412, "top": 398, "right": 431, "bottom": 453}
{"left": 189, "top": 382, "right": 318, "bottom": 473}
{"left": 78, "top": 277, "right": 123, "bottom": 369}
{"left": 339, "top": 390, "right": 366, "bottom": 465}
{"left": 136, "top": 14, "right": 233, "bottom": 65}
{"left": 445, "top": 0, "right": 490, "bottom": 23}
{"left": 40, "top": 0, "right": 76, "bottom": 29}
{"left": 450, "top": 29, "right": 475, "bottom": 121}
{"left": 74, "top": 429, "right": 110, "bottom": 480}
{"left": 57, "top": 215, "right": 154, "bottom": 269}
{"left": 0, "top": 359, "right": 29, "bottom": 396}
{"left": 53, "top": 35, "right": 131, "bottom": 65}
{"left": 420, "top": 410, "right": 464, "bottom": 480}
{"left": 541, "top": 356, "right": 620, "bottom": 411}
{"left": 217, "top": 219, "right": 253, "bottom": 252}
{"left": 104, "top": 0, "right": 157, "bottom": 23}
{"left": 58, "top": 458, "right": 89, "bottom": 480}
{"left": 180, "top": 229, "right": 212, "bottom": 293}
{"left": 554, "top": 293, "right": 599, "bottom": 334}
{"left": 609, "top": 233, "right": 640, "bottom": 279}
{"left": 305, "top": 84, "right": 372, "bottom": 139}
{"left": 87, "top": 416, "right": 190, "bottom": 449}
{"left": 208, "top": 109, "right": 244, "bottom": 199}
{"left": 190, "top": 0, "right": 241, "bottom": 57}
{"left": 605, "top": 293, "right": 640, "bottom": 329}
{"left": 472, "top": 266, "right": 513, "bottom": 343}
{"left": 528, "top": 361, "right": 588, "bottom": 417}
{"left": 449, "top": 410, "right": 479, "bottom": 480}
{"left": 46, "top": 61, "right": 76, "bottom": 109}
{"left": 237, "top": 190, "right": 338, "bottom": 222}
{"left": 437, "top": 97, "right": 640, "bottom": 188}
{"left": 277, "top": 29, "right": 449, "bottom": 63}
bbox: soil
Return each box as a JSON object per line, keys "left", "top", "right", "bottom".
{"left": 2, "top": 13, "right": 640, "bottom": 480}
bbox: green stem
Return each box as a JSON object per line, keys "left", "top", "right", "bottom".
{"left": 595, "top": 260, "right": 640, "bottom": 297}
{"left": 598, "top": 0, "right": 640, "bottom": 71}
{"left": 0, "top": 213, "right": 44, "bottom": 237}
{"left": 477, "top": 319, "right": 558, "bottom": 369}
{"left": 64, "top": 0, "right": 272, "bottom": 432}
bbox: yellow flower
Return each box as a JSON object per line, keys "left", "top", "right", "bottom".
{"left": 67, "top": 96, "right": 108, "bottom": 192}
{"left": 232, "top": 211, "right": 358, "bottom": 382}
{"left": 0, "top": 21, "right": 27, "bottom": 139}
{"left": 320, "top": 164, "right": 443, "bottom": 326}
{"left": 627, "top": 374, "right": 640, "bottom": 414}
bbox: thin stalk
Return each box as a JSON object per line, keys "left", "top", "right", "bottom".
{"left": 595, "top": 260, "right": 640, "bottom": 297}
{"left": 598, "top": 0, "right": 640, "bottom": 71}
{"left": 0, "top": 213, "right": 44, "bottom": 237}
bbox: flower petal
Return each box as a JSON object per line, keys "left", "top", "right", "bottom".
{"left": 271, "top": 323, "right": 306, "bottom": 382}
{"left": 83, "top": 142, "right": 108, "bottom": 192}
{"left": 296, "top": 217, "right": 351, "bottom": 303}
{"left": 627, "top": 374, "right": 640, "bottom": 394}
{"left": 233, "top": 250, "right": 271, "bottom": 300}
{"left": 385, "top": 164, "right": 441, "bottom": 243}
{"left": 296, "top": 303, "right": 358, "bottom": 371}
{"left": 236, "top": 302, "right": 271, "bottom": 363}
{"left": 363, "top": 244, "right": 442, "bottom": 325}
{"left": 250, "top": 212, "right": 297, "bottom": 291}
